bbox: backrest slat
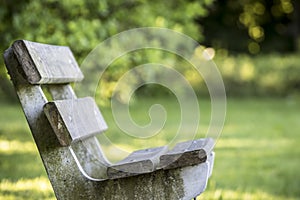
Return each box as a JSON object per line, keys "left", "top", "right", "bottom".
{"left": 44, "top": 97, "right": 108, "bottom": 146}
{"left": 12, "top": 40, "right": 84, "bottom": 84}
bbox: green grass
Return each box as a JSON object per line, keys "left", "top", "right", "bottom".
{"left": 200, "top": 97, "right": 300, "bottom": 200}
{"left": 0, "top": 104, "right": 54, "bottom": 200}
{"left": 0, "top": 97, "right": 300, "bottom": 200}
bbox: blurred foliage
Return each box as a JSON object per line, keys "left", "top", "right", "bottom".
{"left": 0, "top": 0, "right": 299, "bottom": 101}
{"left": 198, "top": 0, "right": 300, "bottom": 54}
{"left": 95, "top": 47, "right": 300, "bottom": 102}
{"left": 85, "top": 47, "right": 206, "bottom": 106}
{"left": 0, "top": 0, "right": 214, "bottom": 102}
{"left": 215, "top": 52, "right": 300, "bottom": 97}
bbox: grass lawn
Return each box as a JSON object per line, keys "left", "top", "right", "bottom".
{"left": 0, "top": 97, "right": 299, "bottom": 200}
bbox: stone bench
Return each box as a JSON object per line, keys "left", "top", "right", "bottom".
{"left": 4, "top": 40, "right": 215, "bottom": 200}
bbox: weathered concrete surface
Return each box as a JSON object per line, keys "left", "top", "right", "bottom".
{"left": 44, "top": 97, "right": 107, "bottom": 146}
{"left": 12, "top": 40, "right": 83, "bottom": 84}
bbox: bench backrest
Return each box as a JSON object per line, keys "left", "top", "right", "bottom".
{"left": 12, "top": 40, "right": 107, "bottom": 146}
{"left": 5, "top": 39, "right": 110, "bottom": 184}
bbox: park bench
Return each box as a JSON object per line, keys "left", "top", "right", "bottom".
{"left": 4, "top": 40, "right": 215, "bottom": 200}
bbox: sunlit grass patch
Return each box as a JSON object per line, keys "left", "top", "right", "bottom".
{"left": 0, "top": 140, "right": 37, "bottom": 154}
{"left": 0, "top": 177, "right": 54, "bottom": 200}
{"left": 0, "top": 177, "right": 52, "bottom": 193}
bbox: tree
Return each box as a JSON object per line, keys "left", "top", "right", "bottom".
{"left": 0, "top": 0, "right": 214, "bottom": 101}
{"left": 197, "top": 0, "right": 300, "bottom": 54}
